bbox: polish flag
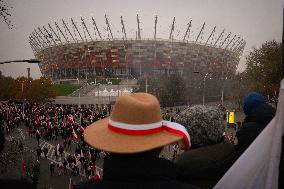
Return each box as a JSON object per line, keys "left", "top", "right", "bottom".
{"left": 80, "top": 149, "right": 84, "bottom": 157}
{"left": 72, "top": 129, "right": 78, "bottom": 141}
{"left": 79, "top": 126, "right": 85, "bottom": 133}
{"left": 68, "top": 115, "right": 74, "bottom": 124}
{"left": 88, "top": 151, "right": 92, "bottom": 160}
{"left": 68, "top": 178, "right": 75, "bottom": 189}
{"left": 95, "top": 171, "right": 101, "bottom": 180}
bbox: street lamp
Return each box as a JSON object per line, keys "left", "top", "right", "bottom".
{"left": 0, "top": 59, "right": 40, "bottom": 64}
{"left": 146, "top": 78, "right": 148, "bottom": 93}
{"left": 221, "top": 76, "right": 228, "bottom": 106}
{"left": 193, "top": 71, "right": 210, "bottom": 106}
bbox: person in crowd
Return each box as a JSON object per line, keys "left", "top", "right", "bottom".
{"left": 58, "top": 162, "right": 63, "bottom": 175}
{"left": 35, "top": 129, "right": 41, "bottom": 145}
{"left": 54, "top": 146, "right": 58, "bottom": 160}
{"left": 172, "top": 143, "right": 178, "bottom": 160}
{"left": 174, "top": 105, "right": 236, "bottom": 189}
{"left": 67, "top": 137, "right": 72, "bottom": 150}
{"left": 36, "top": 146, "right": 42, "bottom": 160}
{"left": 43, "top": 146, "right": 48, "bottom": 158}
{"left": 50, "top": 162, "right": 55, "bottom": 176}
{"left": 0, "top": 129, "right": 36, "bottom": 189}
{"left": 59, "top": 144, "right": 64, "bottom": 157}
{"left": 35, "top": 160, "right": 41, "bottom": 170}
{"left": 76, "top": 93, "right": 194, "bottom": 189}
{"left": 63, "top": 158, "right": 68, "bottom": 174}
{"left": 83, "top": 160, "right": 89, "bottom": 175}
{"left": 18, "top": 140, "right": 24, "bottom": 152}
{"left": 94, "top": 171, "right": 101, "bottom": 180}
{"left": 28, "top": 126, "right": 33, "bottom": 138}
{"left": 229, "top": 132, "right": 235, "bottom": 144}
{"left": 90, "top": 162, "right": 96, "bottom": 176}
{"left": 235, "top": 92, "right": 276, "bottom": 156}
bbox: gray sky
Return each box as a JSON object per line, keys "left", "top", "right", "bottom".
{"left": 0, "top": 0, "right": 283, "bottom": 79}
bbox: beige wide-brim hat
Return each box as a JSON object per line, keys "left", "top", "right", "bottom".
{"left": 84, "top": 93, "right": 189, "bottom": 154}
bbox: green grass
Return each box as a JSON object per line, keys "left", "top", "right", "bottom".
{"left": 54, "top": 84, "right": 81, "bottom": 96}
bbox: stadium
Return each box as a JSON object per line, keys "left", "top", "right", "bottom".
{"left": 28, "top": 15, "right": 246, "bottom": 81}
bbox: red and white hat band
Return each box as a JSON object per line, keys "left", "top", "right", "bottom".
{"left": 108, "top": 119, "right": 191, "bottom": 149}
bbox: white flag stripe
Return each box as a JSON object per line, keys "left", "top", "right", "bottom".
{"left": 163, "top": 120, "right": 191, "bottom": 143}
{"left": 109, "top": 119, "right": 163, "bottom": 130}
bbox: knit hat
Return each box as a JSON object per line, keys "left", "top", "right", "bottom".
{"left": 243, "top": 92, "right": 266, "bottom": 115}
{"left": 175, "top": 105, "right": 224, "bottom": 148}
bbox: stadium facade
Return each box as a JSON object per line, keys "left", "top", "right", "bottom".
{"left": 29, "top": 15, "right": 246, "bottom": 81}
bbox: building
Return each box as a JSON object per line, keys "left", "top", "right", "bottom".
{"left": 29, "top": 15, "right": 245, "bottom": 81}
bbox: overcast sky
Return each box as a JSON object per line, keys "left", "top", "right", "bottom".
{"left": 0, "top": 0, "right": 282, "bottom": 79}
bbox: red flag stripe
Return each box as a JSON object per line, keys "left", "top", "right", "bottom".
{"left": 107, "top": 119, "right": 191, "bottom": 149}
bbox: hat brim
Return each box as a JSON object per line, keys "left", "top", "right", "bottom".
{"left": 84, "top": 117, "right": 183, "bottom": 154}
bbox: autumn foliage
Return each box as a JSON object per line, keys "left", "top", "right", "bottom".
{"left": 245, "top": 40, "right": 282, "bottom": 97}
{"left": 0, "top": 72, "right": 56, "bottom": 102}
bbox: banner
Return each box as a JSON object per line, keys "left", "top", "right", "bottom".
{"left": 214, "top": 79, "right": 284, "bottom": 189}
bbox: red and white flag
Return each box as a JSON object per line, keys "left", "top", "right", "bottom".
{"left": 72, "top": 129, "right": 78, "bottom": 141}
{"left": 88, "top": 151, "right": 92, "bottom": 160}
{"left": 68, "top": 178, "right": 75, "bottom": 189}
{"left": 68, "top": 115, "right": 74, "bottom": 124}
{"left": 56, "top": 144, "right": 60, "bottom": 151}
{"left": 80, "top": 126, "right": 85, "bottom": 132}
{"left": 80, "top": 149, "right": 84, "bottom": 157}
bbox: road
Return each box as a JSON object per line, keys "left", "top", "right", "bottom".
{"left": 1, "top": 124, "right": 101, "bottom": 189}
{"left": 1, "top": 109, "right": 246, "bottom": 188}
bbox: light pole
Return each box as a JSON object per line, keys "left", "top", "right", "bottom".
{"left": 193, "top": 71, "right": 211, "bottom": 106}
{"left": 221, "top": 71, "right": 224, "bottom": 106}
{"left": 27, "top": 68, "right": 31, "bottom": 79}
{"left": 21, "top": 81, "right": 24, "bottom": 96}
{"left": 221, "top": 74, "right": 228, "bottom": 106}
{"left": 145, "top": 78, "right": 148, "bottom": 93}
{"left": 117, "top": 78, "right": 120, "bottom": 96}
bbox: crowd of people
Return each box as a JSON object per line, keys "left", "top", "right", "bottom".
{"left": 0, "top": 102, "right": 109, "bottom": 184}
{"left": 0, "top": 91, "right": 277, "bottom": 189}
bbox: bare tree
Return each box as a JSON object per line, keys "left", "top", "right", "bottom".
{"left": 0, "top": 0, "right": 13, "bottom": 29}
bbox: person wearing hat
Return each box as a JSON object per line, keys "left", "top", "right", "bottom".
{"left": 76, "top": 93, "right": 195, "bottom": 189}
{"left": 174, "top": 105, "right": 236, "bottom": 189}
{"left": 235, "top": 91, "right": 276, "bottom": 156}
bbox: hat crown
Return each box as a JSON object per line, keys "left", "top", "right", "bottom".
{"left": 110, "top": 93, "right": 162, "bottom": 124}
{"left": 243, "top": 92, "right": 266, "bottom": 115}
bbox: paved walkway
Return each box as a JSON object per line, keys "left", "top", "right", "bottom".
{"left": 2, "top": 125, "right": 102, "bottom": 189}
{"left": 38, "top": 140, "right": 103, "bottom": 177}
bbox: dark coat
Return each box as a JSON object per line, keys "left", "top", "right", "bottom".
{"left": 75, "top": 154, "right": 196, "bottom": 189}
{"left": 174, "top": 142, "right": 236, "bottom": 189}
{"left": 0, "top": 179, "right": 36, "bottom": 189}
{"left": 236, "top": 103, "right": 275, "bottom": 155}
